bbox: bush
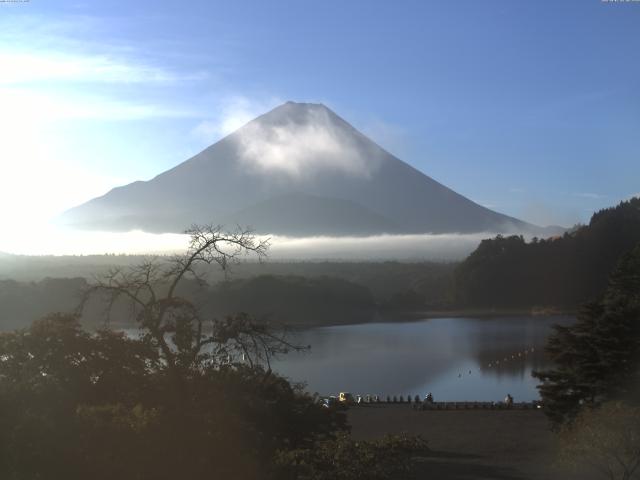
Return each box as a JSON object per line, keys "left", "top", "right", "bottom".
{"left": 275, "top": 432, "right": 428, "bottom": 480}
{"left": 0, "top": 315, "right": 346, "bottom": 480}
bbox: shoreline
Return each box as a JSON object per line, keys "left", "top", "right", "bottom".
{"left": 99, "top": 307, "right": 576, "bottom": 332}
{"left": 387, "top": 307, "right": 576, "bottom": 320}
{"left": 294, "top": 306, "right": 577, "bottom": 329}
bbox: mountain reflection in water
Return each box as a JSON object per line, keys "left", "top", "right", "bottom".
{"left": 271, "top": 316, "right": 575, "bottom": 402}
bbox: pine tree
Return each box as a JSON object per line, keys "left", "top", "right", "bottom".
{"left": 533, "top": 243, "right": 640, "bottom": 427}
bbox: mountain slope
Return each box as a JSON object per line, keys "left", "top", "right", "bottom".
{"left": 61, "top": 101, "right": 545, "bottom": 236}
{"left": 221, "top": 193, "right": 401, "bottom": 236}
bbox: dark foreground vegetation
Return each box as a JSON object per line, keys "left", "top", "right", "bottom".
{"left": 0, "top": 314, "right": 429, "bottom": 480}
{"left": 0, "top": 226, "right": 427, "bottom": 480}
{"left": 533, "top": 242, "right": 640, "bottom": 480}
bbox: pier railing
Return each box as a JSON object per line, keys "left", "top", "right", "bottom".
{"left": 326, "top": 397, "right": 541, "bottom": 410}
{"left": 411, "top": 401, "right": 539, "bottom": 410}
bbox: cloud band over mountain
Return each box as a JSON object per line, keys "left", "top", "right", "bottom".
{"left": 234, "top": 106, "right": 380, "bottom": 179}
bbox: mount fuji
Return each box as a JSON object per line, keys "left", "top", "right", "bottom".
{"left": 61, "top": 102, "right": 554, "bottom": 236}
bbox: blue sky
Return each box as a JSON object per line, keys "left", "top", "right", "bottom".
{"left": 1, "top": 0, "right": 639, "bottom": 238}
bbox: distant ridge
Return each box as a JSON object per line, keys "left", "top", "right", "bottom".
{"left": 61, "top": 101, "right": 559, "bottom": 236}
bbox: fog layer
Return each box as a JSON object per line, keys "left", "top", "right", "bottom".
{"left": 0, "top": 226, "right": 496, "bottom": 260}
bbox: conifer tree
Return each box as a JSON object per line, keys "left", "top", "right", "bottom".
{"left": 533, "top": 243, "right": 640, "bottom": 427}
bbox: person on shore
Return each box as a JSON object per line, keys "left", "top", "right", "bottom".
{"left": 426, "top": 392, "right": 434, "bottom": 404}
{"left": 504, "top": 393, "right": 513, "bottom": 408}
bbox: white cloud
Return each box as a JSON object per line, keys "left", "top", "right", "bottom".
{"left": 573, "top": 192, "right": 606, "bottom": 199}
{"left": 267, "top": 233, "right": 489, "bottom": 261}
{"left": 0, "top": 87, "right": 194, "bottom": 122}
{"left": 192, "top": 99, "right": 383, "bottom": 180}
{"left": 0, "top": 229, "right": 488, "bottom": 260}
{"left": 234, "top": 106, "right": 380, "bottom": 180}
{"left": 0, "top": 51, "right": 203, "bottom": 86}
{"left": 0, "top": 13, "right": 207, "bottom": 121}
{"left": 192, "top": 96, "right": 282, "bottom": 143}
{"left": 0, "top": 12, "right": 207, "bottom": 87}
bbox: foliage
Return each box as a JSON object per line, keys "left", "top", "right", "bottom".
{"left": 275, "top": 432, "right": 429, "bottom": 480}
{"left": 212, "top": 274, "right": 375, "bottom": 324}
{"left": 533, "top": 243, "right": 640, "bottom": 427}
{"left": 0, "top": 260, "right": 458, "bottom": 331}
{"left": 0, "top": 225, "right": 353, "bottom": 479}
{"left": 455, "top": 197, "right": 640, "bottom": 308}
{"left": 383, "top": 288, "right": 426, "bottom": 311}
{"left": 0, "top": 314, "right": 346, "bottom": 479}
{"left": 0, "top": 277, "right": 87, "bottom": 330}
{"left": 0, "top": 224, "right": 431, "bottom": 479}
{"left": 77, "top": 224, "right": 295, "bottom": 379}
{"left": 558, "top": 401, "right": 640, "bottom": 480}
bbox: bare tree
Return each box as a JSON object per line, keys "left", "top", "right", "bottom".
{"left": 78, "top": 224, "right": 304, "bottom": 390}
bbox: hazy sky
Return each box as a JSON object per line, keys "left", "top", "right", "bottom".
{"left": 1, "top": 0, "right": 639, "bottom": 242}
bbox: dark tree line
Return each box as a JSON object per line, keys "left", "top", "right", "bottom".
{"left": 455, "top": 198, "right": 640, "bottom": 309}
{"left": 211, "top": 275, "right": 375, "bottom": 325}
{"left": 0, "top": 275, "right": 378, "bottom": 330}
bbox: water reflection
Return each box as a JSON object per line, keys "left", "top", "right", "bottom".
{"left": 271, "top": 316, "right": 574, "bottom": 401}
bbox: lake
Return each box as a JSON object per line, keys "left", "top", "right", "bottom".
{"left": 271, "top": 316, "right": 575, "bottom": 402}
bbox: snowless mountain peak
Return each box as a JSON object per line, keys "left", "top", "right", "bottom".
{"left": 60, "top": 101, "right": 557, "bottom": 237}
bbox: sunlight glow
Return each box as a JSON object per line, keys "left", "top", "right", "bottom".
{"left": 0, "top": 227, "right": 191, "bottom": 256}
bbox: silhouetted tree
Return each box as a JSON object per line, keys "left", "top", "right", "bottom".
{"left": 533, "top": 243, "right": 640, "bottom": 427}
{"left": 78, "top": 225, "right": 303, "bottom": 388}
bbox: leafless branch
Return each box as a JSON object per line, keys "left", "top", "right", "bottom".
{"left": 76, "top": 224, "right": 301, "bottom": 384}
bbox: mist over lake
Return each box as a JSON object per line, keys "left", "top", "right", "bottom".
{"left": 0, "top": 225, "right": 489, "bottom": 260}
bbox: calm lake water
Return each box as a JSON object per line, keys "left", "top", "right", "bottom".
{"left": 271, "top": 316, "right": 575, "bottom": 402}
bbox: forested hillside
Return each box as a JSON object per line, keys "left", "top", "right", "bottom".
{"left": 0, "top": 262, "right": 456, "bottom": 330}
{"left": 454, "top": 197, "right": 640, "bottom": 309}
{"left": 209, "top": 275, "right": 375, "bottom": 325}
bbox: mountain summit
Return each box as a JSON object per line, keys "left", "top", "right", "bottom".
{"left": 61, "top": 102, "right": 546, "bottom": 236}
